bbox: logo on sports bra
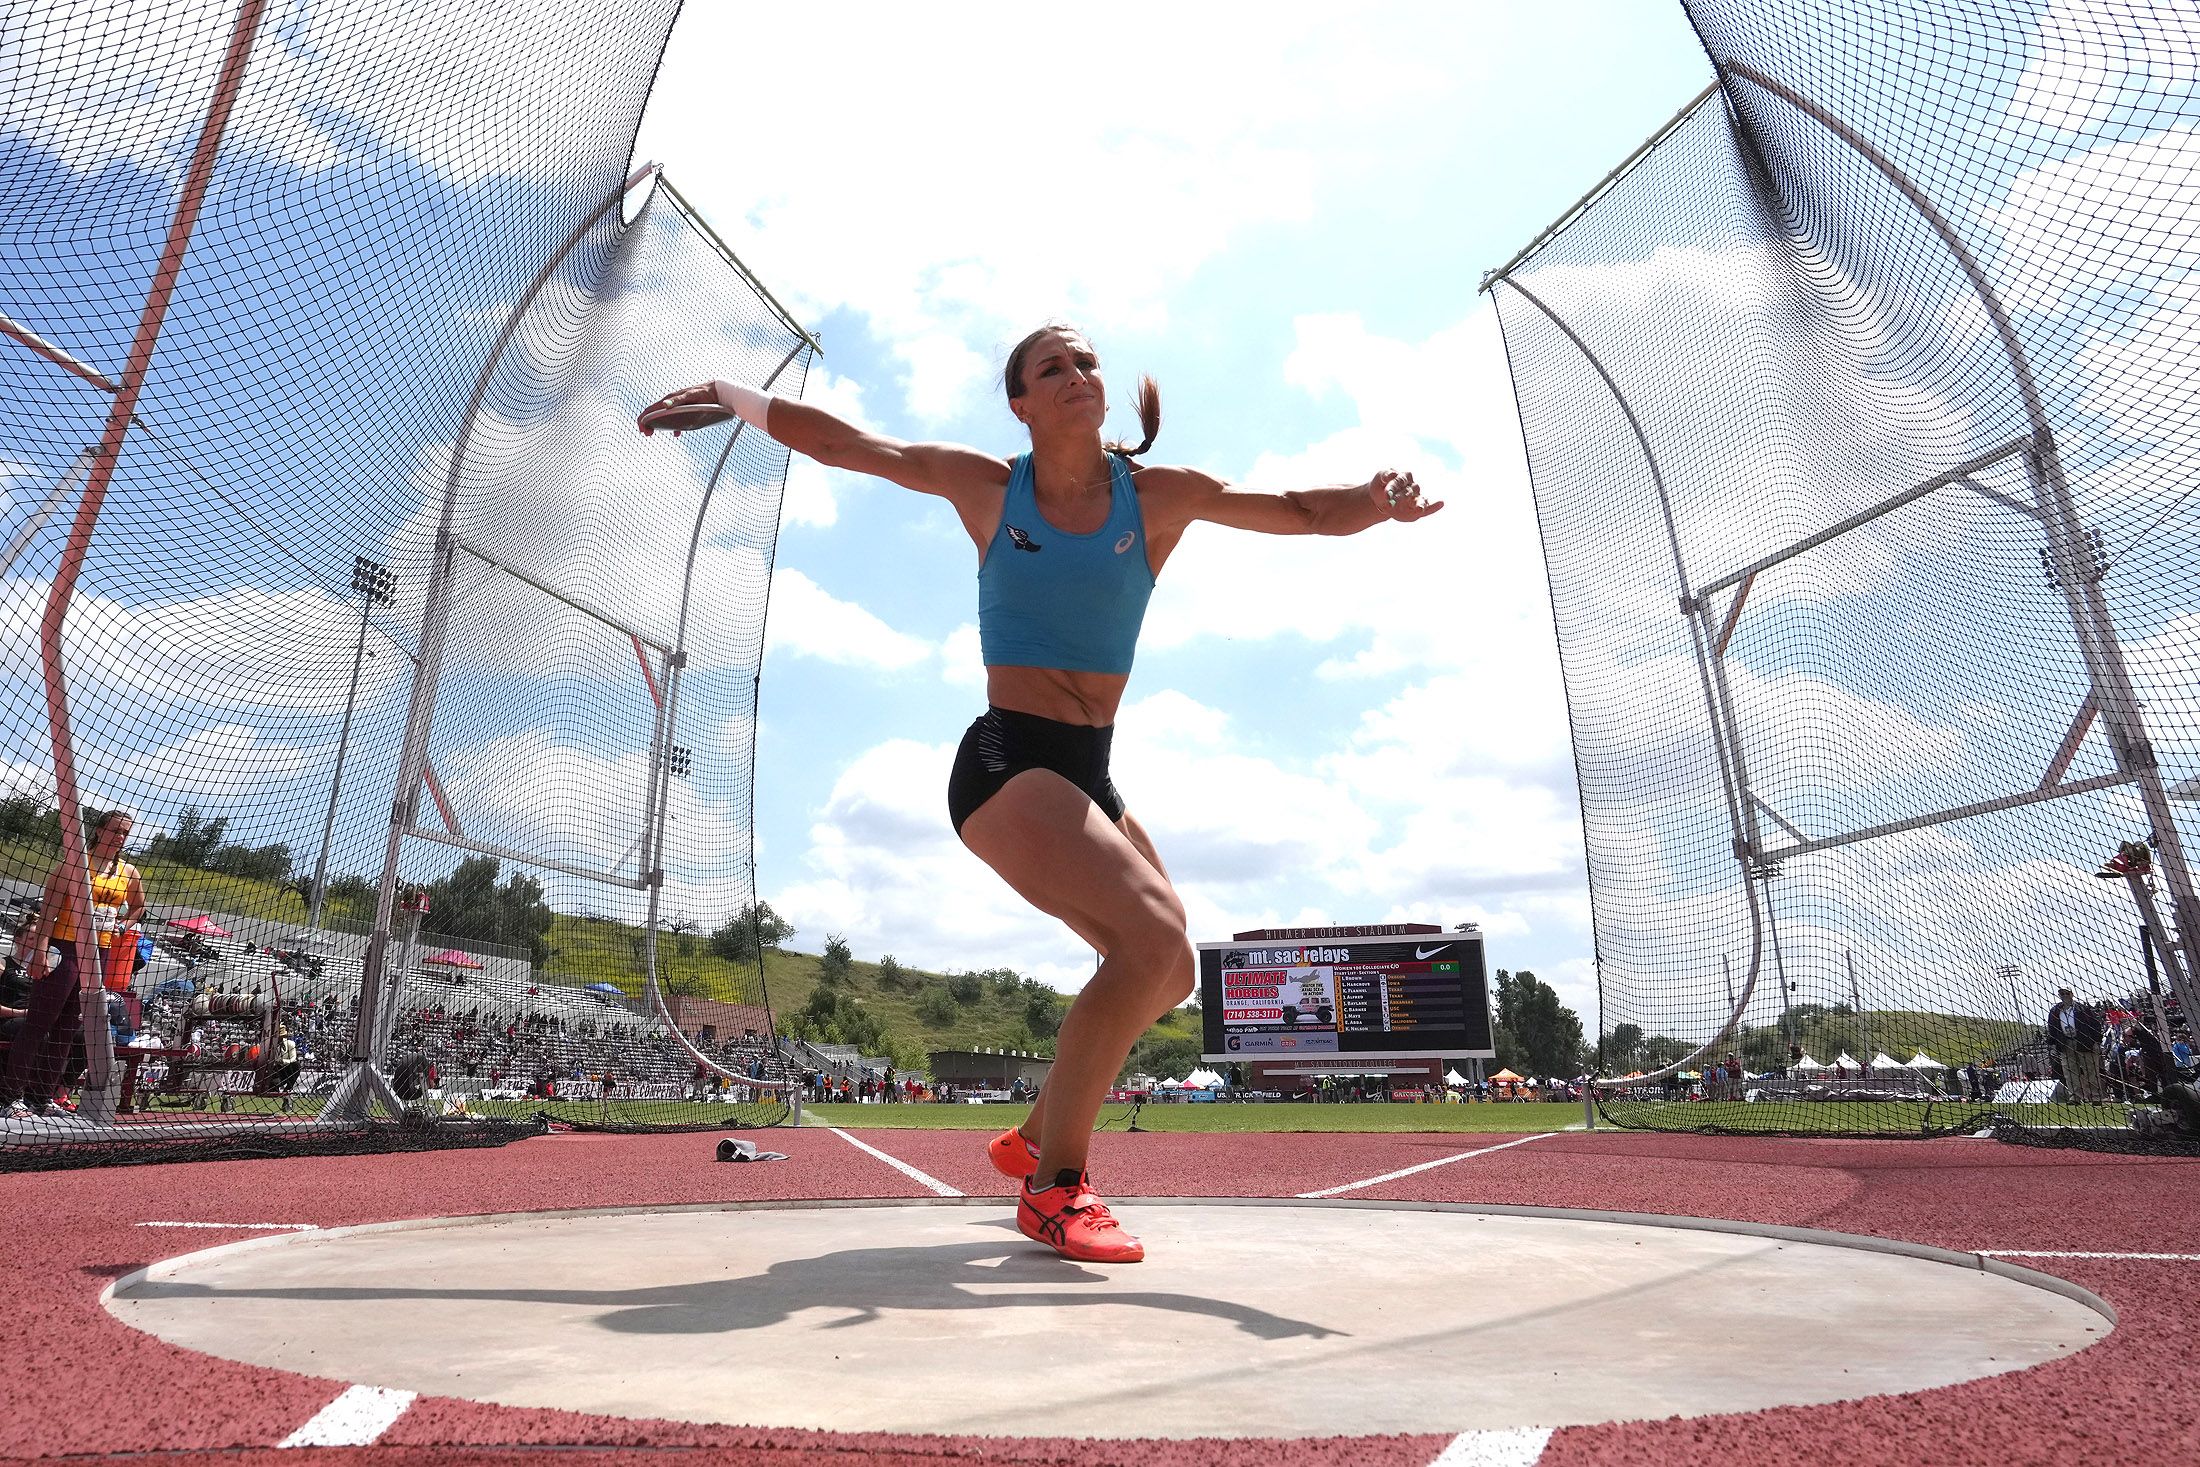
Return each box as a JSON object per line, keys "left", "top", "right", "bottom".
{"left": 1005, "top": 525, "right": 1042, "bottom": 553}
{"left": 1114, "top": 531, "right": 1136, "bottom": 554}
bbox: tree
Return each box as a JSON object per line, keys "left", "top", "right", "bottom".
{"left": 916, "top": 987, "right": 958, "bottom": 1026}
{"left": 205, "top": 840, "right": 292, "bottom": 884}
{"left": 423, "top": 855, "right": 555, "bottom": 966}
{"left": 1492, "top": 969, "right": 1586, "bottom": 1080}
{"left": 144, "top": 806, "right": 228, "bottom": 867}
{"left": 0, "top": 787, "right": 57, "bottom": 842}
{"left": 947, "top": 971, "right": 984, "bottom": 1004}
{"left": 983, "top": 967, "right": 1024, "bottom": 998}
{"left": 876, "top": 954, "right": 910, "bottom": 991}
{"left": 1604, "top": 1022, "right": 1644, "bottom": 1069}
{"left": 667, "top": 914, "right": 699, "bottom": 960}
{"left": 818, "top": 933, "right": 853, "bottom": 986}
{"left": 709, "top": 901, "right": 794, "bottom": 965}
{"left": 796, "top": 986, "right": 889, "bottom": 1053}
{"left": 1024, "top": 988, "right": 1061, "bottom": 1039}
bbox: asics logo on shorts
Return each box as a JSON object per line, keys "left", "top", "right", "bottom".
{"left": 1005, "top": 525, "right": 1041, "bottom": 552}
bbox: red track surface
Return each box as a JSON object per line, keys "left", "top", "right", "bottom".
{"left": 6, "top": 1125, "right": 2195, "bottom": 1466}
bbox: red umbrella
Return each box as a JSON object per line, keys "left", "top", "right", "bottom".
{"left": 167, "top": 914, "right": 231, "bottom": 937}
{"left": 423, "top": 948, "right": 485, "bottom": 970}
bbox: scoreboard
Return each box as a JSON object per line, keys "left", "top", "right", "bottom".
{"left": 1198, "top": 928, "right": 1493, "bottom": 1061}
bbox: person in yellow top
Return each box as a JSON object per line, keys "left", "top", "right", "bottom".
{"left": 2, "top": 809, "right": 144, "bottom": 1119}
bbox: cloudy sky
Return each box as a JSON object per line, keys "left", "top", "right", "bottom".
{"left": 621, "top": 4, "right": 1719, "bottom": 1021}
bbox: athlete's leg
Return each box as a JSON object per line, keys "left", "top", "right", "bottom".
{"left": 1016, "top": 806, "right": 1174, "bottom": 1145}
{"left": 960, "top": 771, "right": 1193, "bottom": 1181}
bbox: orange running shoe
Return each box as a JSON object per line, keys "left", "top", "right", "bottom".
{"left": 1017, "top": 1171, "right": 1145, "bottom": 1263}
{"left": 987, "top": 1126, "right": 1040, "bottom": 1179}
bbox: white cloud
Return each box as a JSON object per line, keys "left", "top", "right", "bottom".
{"left": 7, "top": 0, "right": 674, "bottom": 188}
{"left": 430, "top": 725, "right": 753, "bottom": 922}
{"left": 634, "top": 3, "right": 1506, "bottom": 425}
{"left": 771, "top": 686, "right": 1598, "bottom": 1006}
{"left": 0, "top": 577, "right": 406, "bottom": 718}
{"left": 777, "top": 367, "right": 877, "bottom": 530}
{"left": 2008, "top": 1, "right": 2200, "bottom": 135}
{"left": 765, "top": 568, "right": 933, "bottom": 671}
{"left": 939, "top": 624, "right": 985, "bottom": 688}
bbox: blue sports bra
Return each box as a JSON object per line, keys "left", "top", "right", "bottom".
{"left": 977, "top": 453, "right": 1156, "bottom": 676}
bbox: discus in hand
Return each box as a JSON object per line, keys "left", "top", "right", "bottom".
{"left": 1370, "top": 468, "right": 1444, "bottom": 521}
{"left": 637, "top": 383, "right": 732, "bottom": 437}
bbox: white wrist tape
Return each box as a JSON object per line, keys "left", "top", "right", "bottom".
{"left": 714, "top": 381, "right": 772, "bottom": 431}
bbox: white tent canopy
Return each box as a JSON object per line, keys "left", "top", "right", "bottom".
{"left": 1792, "top": 1054, "right": 1826, "bottom": 1071}
{"left": 1185, "top": 1068, "right": 1227, "bottom": 1089}
{"left": 1831, "top": 1052, "right": 1862, "bottom": 1069}
{"left": 1869, "top": 1053, "right": 1905, "bottom": 1071}
{"left": 1905, "top": 1052, "right": 1946, "bottom": 1070}
{"left": 1444, "top": 1069, "right": 1468, "bottom": 1085}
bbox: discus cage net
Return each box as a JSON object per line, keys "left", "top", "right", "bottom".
{"left": 0, "top": 0, "right": 814, "bottom": 1169}
{"left": 1487, "top": 0, "right": 2200, "bottom": 1149}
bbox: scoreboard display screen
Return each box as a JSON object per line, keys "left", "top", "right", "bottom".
{"left": 1198, "top": 932, "right": 1493, "bottom": 1060}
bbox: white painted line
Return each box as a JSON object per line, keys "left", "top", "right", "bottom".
{"left": 1298, "top": 1132, "right": 1563, "bottom": 1199}
{"left": 1981, "top": 1250, "right": 2200, "bottom": 1262}
{"left": 138, "top": 1221, "right": 320, "bottom": 1231}
{"left": 828, "top": 1127, "right": 964, "bottom": 1197}
{"left": 1430, "top": 1425, "right": 1554, "bottom": 1467}
{"left": 278, "top": 1385, "right": 415, "bottom": 1447}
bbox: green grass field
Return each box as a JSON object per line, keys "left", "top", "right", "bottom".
{"left": 1593, "top": 1098, "right": 2140, "bottom": 1134}
{"left": 799, "top": 1100, "right": 1588, "bottom": 1134}
{"left": 112, "top": 1094, "right": 2160, "bottom": 1140}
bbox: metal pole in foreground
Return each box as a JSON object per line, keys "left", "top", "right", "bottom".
{"left": 309, "top": 556, "right": 393, "bottom": 930}
{"left": 34, "top": 0, "right": 267, "bottom": 1125}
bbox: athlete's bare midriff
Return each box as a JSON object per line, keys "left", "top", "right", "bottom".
{"left": 986, "top": 664, "right": 1129, "bottom": 728}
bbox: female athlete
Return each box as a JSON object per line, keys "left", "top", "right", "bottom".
{"left": 641, "top": 324, "right": 1442, "bottom": 1261}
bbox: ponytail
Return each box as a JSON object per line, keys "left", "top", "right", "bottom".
{"left": 1106, "top": 375, "right": 1161, "bottom": 460}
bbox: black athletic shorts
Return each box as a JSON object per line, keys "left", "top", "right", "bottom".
{"left": 947, "top": 706, "right": 1126, "bottom": 835}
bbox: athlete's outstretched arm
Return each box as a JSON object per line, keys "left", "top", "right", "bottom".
{"left": 639, "top": 380, "right": 1006, "bottom": 503}
{"left": 1142, "top": 464, "right": 1443, "bottom": 542}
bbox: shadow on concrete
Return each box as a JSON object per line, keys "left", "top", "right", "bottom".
{"left": 119, "top": 1227, "right": 1344, "bottom": 1341}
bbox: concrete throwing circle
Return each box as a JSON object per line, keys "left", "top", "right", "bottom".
{"left": 108, "top": 1199, "right": 2109, "bottom": 1438}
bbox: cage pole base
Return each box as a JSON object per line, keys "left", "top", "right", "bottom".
{"left": 318, "top": 1062, "right": 406, "bottom": 1125}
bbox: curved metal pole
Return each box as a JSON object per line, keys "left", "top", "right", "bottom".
{"left": 1494, "top": 278, "right": 1771, "bottom": 1088}
{"left": 327, "top": 161, "right": 661, "bottom": 1123}
{"left": 636, "top": 337, "right": 810, "bottom": 1099}
{"left": 1719, "top": 58, "right": 2200, "bottom": 1026}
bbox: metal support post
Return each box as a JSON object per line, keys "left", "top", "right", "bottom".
{"left": 32, "top": 0, "right": 267, "bottom": 1124}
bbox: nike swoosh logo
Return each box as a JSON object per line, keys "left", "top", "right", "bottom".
{"left": 1415, "top": 945, "right": 1448, "bottom": 960}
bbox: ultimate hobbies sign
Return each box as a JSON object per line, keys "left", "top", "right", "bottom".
{"left": 1198, "top": 929, "right": 1494, "bottom": 1062}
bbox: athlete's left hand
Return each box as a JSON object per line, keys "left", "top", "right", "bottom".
{"left": 1367, "top": 469, "right": 1443, "bottom": 522}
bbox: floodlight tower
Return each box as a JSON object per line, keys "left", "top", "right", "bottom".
{"left": 307, "top": 554, "right": 396, "bottom": 930}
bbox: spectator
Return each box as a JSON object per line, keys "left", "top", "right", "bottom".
{"left": 1, "top": 911, "right": 36, "bottom": 1046}
{"left": 2046, "top": 987, "right": 2105, "bottom": 1102}
{"left": 2, "top": 809, "right": 144, "bottom": 1120}
{"left": 264, "top": 1025, "right": 302, "bottom": 1100}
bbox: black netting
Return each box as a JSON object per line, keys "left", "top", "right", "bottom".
{"left": 1488, "top": 0, "right": 2200, "bottom": 1149}
{"left": 1, "top": 3, "right": 812, "bottom": 1168}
